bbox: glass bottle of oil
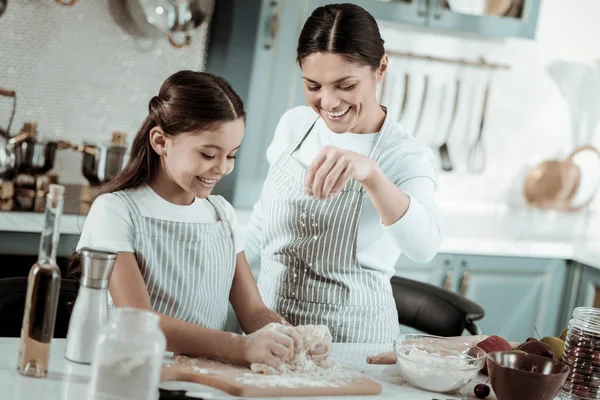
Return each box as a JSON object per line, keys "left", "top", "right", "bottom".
{"left": 17, "top": 184, "right": 65, "bottom": 378}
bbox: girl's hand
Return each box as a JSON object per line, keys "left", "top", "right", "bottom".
{"left": 304, "top": 146, "right": 378, "bottom": 200}
{"left": 308, "top": 342, "right": 331, "bottom": 363}
{"left": 241, "top": 323, "right": 304, "bottom": 368}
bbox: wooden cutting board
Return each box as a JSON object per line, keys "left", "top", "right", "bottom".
{"left": 161, "top": 355, "right": 382, "bottom": 397}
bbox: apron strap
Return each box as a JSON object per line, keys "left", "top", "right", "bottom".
{"left": 205, "top": 196, "right": 235, "bottom": 242}
{"left": 114, "top": 190, "right": 142, "bottom": 215}
{"left": 286, "top": 116, "right": 320, "bottom": 155}
{"left": 367, "top": 106, "right": 391, "bottom": 161}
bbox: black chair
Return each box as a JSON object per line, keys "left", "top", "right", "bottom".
{"left": 391, "top": 275, "right": 484, "bottom": 337}
{"left": 0, "top": 277, "right": 79, "bottom": 338}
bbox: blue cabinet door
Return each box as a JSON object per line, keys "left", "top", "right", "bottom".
{"left": 426, "top": 0, "right": 541, "bottom": 39}
{"left": 232, "top": 0, "right": 310, "bottom": 208}
{"left": 456, "top": 255, "right": 566, "bottom": 342}
{"left": 573, "top": 263, "right": 600, "bottom": 310}
{"left": 336, "top": 0, "right": 429, "bottom": 27}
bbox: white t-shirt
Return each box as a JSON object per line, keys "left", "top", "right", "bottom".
{"left": 245, "top": 106, "right": 443, "bottom": 276}
{"left": 291, "top": 120, "right": 379, "bottom": 168}
{"left": 76, "top": 185, "right": 244, "bottom": 254}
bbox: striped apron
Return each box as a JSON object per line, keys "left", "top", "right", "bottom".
{"left": 115, "top": 192, "right": 236, "bottom": 331}
{"left": 257, "top": 117, "right": 400, "bottom": 343}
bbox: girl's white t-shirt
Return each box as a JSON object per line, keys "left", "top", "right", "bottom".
{"left": 76, "top": 185, "right": 244, "bottom": 254}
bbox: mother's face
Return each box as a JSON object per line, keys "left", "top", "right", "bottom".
{"left": 300, "top": 52, "right": 386, "bottom": 134}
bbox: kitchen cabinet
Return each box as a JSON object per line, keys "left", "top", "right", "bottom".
{"left": 425, "top": 0, "right": 541, "bottom": 39}
{"left": 231, "top": 0, "right": 307, "bottom": 208}
{"left": 315, "top": 0, "right": 428, "bottom": 27}
{"left": 454, "top": 255, "right": 566, "bottom": 342}
{"left": 393, "top": 253, "right": 454, "bottom": 290}
{"left": 394, "top": 254, "right": 567, "bottom": 341}
{"left": 0, "top": 231, "right": 78, "bottom": 258}
{"left": 309, "top": 0, "right": 541, "bottom": 39}
{"left": 561, "top": 263, "right": 600, "bottom": 327}
{"left": 573, "top": 263, "right": 600, "bottom": 308}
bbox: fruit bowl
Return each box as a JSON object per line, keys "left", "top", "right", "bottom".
{"left": 393, "top": 334, "right": 486, "bottom": 393}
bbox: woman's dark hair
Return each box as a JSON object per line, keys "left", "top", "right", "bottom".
{"left": 67, "top": 70, "right": 245, "bottom": 280}
{"left": 296, "top": 3, "right": 385, "bottom": 70}
{"left": 97, "top": 70, "right": 245, "bottom": 197}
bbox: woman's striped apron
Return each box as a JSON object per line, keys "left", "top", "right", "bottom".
{"left": 257, "top": 117, "right": 400, "bottom": 343}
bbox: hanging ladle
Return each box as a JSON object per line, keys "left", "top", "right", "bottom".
{"left": 438, "top": 78, "right": 461, "bottom": 172}
{"left": 0, "top": 0, "right": 7, "bottom": 18}
{"left": 412, "top": 75, "right": 429, "bottom": 138}
{"left": 398, "top": 73, "right": 410, "bottom": 122}
{"left": 467, "top": 80, "right": 491, "bottom": 173}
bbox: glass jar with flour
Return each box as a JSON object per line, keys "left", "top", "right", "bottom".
{"left": 87, "top": 308, "right": 166, "bottom": 400}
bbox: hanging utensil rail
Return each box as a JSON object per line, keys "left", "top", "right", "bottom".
{"left": 387, "top": 51, "right": 510, "bottom": 70}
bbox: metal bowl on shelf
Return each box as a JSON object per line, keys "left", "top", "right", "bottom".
{"left": 73, "top": 132, "right": 129, "bottom": 186}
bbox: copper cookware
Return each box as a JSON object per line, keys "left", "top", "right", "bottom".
{"left": 524, "top": 145, "right": 600, "bottom": 211}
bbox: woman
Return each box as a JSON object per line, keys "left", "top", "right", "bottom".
{"left": 245, "top": 3, "right": 443, "bottom": 344}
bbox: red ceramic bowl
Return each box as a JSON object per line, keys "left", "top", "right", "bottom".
{"left": 487, "top": 352, "right": 570, "bottom": 400}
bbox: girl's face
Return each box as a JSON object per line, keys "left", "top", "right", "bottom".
{"left": 301, "top": 52, "right": 386, "bottom": 134}
{"left": 160, "top": 118, "right": 245, "bottom": 199}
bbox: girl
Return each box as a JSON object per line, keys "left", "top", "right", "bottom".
{"left": 245, "top": 3, "right": 443, "bottom": 344}
{"left": 75, "top": 70, "right": 303, "bottom": 368}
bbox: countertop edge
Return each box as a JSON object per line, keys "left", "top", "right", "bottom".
{"left": 0, "top": 210, "right": 598, "bottom": 269}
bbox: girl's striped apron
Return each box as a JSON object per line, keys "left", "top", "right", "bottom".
{"left": 115, "top": 192, "right": 236, "bottom": 331}
{"left": 257, "top": 117, "right": 400, "bottom": 343}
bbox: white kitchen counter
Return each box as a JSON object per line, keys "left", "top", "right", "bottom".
{"left": 0, "top": 338, "right": 503, "bottom": 400}
{"left": 1, "top": 204, "right": 598, "bottom": 269}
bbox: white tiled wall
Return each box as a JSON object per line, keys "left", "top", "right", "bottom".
{"left": 379, "top": 0, "right": 600, "bottom": 213}
{"left": 0, "top": 0, "right": 212, "bottom": 185}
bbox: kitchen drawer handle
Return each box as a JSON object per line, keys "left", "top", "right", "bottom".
{"left": 432, "top": 0, "right": 443, "bottom": 19}
{"left": 442, "top": 261, "right": 453, "bottom": 290}
{"left": 56, "top": 0, "right": 78, "bottom": 6}
{"left": 264, "top": 1, "right": 280, "bottom": 50}
{"left": 459, "top": 261, "right": 471, "bottom": 296}
{"left": 417, "top": 0, "right": 428, "bottom": 17}
{"left": 167, "top": 32, "right": 192, "bottom": 49}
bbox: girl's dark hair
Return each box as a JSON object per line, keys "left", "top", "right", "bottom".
{"left": 67, "top": 70, "right": 245, "bottom": 280}
{"left": 97, "top": 70, "right": 245, "bottom": 197}
{"left": 296, "top": 3, "right": 385, "bottom": 70}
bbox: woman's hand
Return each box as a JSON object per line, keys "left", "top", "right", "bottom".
{"left": 241, "top": 323, "right": 304, "bottom": 368}
{"left": 305, "top": 146, "right": 379, "bottom": 200}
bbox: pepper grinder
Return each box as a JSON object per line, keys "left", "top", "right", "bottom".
{"left": 65, "top": 248, "right": 117, "bottom": 364}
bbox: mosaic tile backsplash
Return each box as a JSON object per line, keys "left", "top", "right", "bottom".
{"left": 0, "top": 0, "right": 213, "bottom": 184}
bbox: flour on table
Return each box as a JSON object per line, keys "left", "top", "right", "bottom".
{"left": 191, "top": 366, "right": 211, "bottom": 374}
{"left": 250, "top": 324, "right": 333, "bottom": 375}
{"left": 237, "top": 361, "right": 361, "bottom": 388}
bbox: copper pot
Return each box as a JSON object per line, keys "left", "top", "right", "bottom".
{"left": 524, "top": 145, "right": 600, "bottom": 211}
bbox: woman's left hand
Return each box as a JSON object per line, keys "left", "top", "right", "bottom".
{"left": 305, "top": 146, "right": 378, "bottom": 200}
